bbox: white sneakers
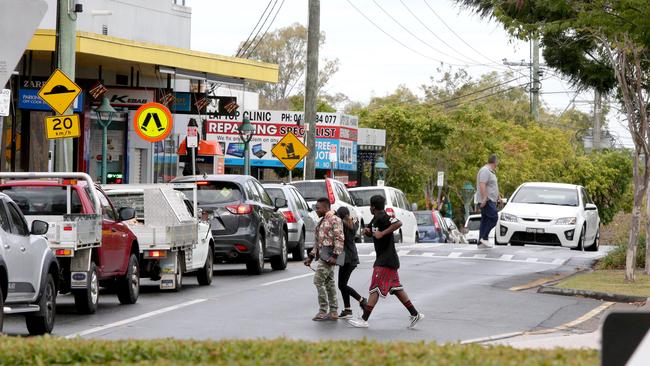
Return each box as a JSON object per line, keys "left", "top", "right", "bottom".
{"left": 347, "top": 313, "right": 425, "bottom": 329}
{"left": 347, "top": 317, "right": 369, "bottom": 328}
{"left": 478, "top": 239, "right": 492, "bottom": 248}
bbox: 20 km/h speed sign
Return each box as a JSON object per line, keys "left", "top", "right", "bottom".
{"left": 45, "top": 114, "right": 80, "bottom": 139}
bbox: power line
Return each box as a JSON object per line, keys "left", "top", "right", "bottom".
{"left": 398, "top": 0, "right": 492, "bottom": 67}
{"left": 237, "top": 0, "right": 279, "bottom": 58}
{"left": 422, "top": 0, "right": 503, "bottom": 67}
{"left": 446, "top": 82, "right": 530, "bottom": 109}
{"left": 345, "top": 0, "right": 489, "bottom": 67}
{"left": 431, "top": 76, "right": 525, "bottom": 106}
{"left": 373, "top": 0, "right": 487, "bottom": 66}
{"left": 243, "top": 0, "right": 286, "bottom": 58}
{"left": 235, "top": 0, "right": 274, "bottom": 57}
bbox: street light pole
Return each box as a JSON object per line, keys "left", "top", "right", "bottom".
{"left": 95, "top": 97, "right": 116, "bottom": 184}
{"left": 237, "top": 117, "right": 255, "bottom": 176}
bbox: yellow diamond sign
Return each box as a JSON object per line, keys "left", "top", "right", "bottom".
{"left": 38, "top": 69, "right": 82, "bottom": 115}
{"left": 271, "top": 132, "right": 309, "bottom": 171}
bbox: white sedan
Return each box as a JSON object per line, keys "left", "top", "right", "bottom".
{"left": 496, "top": 182, "right": 600, "bottom": 251}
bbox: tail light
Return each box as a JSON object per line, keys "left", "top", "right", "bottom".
{"left": 386, "top": 207, "right": 395, "bottom": 217}
{"left": 55, "top": 249, "right": 73, "bottom": 256}
{"left": 63, "top": 225, "right": 73, "bottom": 231}
{"left": 144, "top": 250, "right": 167, "bottom": 258}
{"left": 282, "top": 210, "right": 297, "bottom": 223}
{"left": 326, "top": 179, "right": 336, "bottom": 204}
{"left": 227, "top": 204, "right": 253, "bottom": 215}
{"left": 196, "top": 181, "right": 210, "bottom": 186}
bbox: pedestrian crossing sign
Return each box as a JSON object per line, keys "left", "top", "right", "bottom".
{"left": 133, "top": 102, "right": 173, "bottom": 143}
{"left": 271, "top": 132, "right": 309, "bottom": 171}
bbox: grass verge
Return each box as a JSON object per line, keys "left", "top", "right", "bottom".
{"left": 0, "top": 337, "right": 598, "bottom": 366}
{"left": 554, "top": 270, "right": 650, "bottom": 298}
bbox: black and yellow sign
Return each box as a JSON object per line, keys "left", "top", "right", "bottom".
{"left": 45, "top": 114, "right": 80, "bottom": 139}
{"left": 38, "top": 69, "right": 82, "bottom": 115}
{"left": 271, "top": 132, "right": 309, "bottom": 171}
{"left": 133, "top": 102, "right": 173, "bottom": 143}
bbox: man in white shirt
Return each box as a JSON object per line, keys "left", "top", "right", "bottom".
{"left": 476, "top": 154, "right": 500, "bottom": 248}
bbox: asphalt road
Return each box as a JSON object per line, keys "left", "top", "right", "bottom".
{"left": 3, "top": 243, "right": 611, "bottom": 342}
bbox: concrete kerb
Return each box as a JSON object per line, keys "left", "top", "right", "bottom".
{"left": 509, "top": 268, "right": 590, "bottom": 292}
{"left": 537, "top": 286, "right": 648, "bottom": 304}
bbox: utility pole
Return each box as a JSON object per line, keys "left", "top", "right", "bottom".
{"left": 55, "top": 0, "right": 77, "bottom": 172}
{"left": 593, "top": 89, "right": 602, "bottom": 150}
{"left": 531, "top": 38, "right": 540, "bottom": 122}
{"left": 303, "top": 0, "right": 319, "bottom": 180}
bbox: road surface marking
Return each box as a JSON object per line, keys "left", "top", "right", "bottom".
{"left": 552, "top": 258, "right": 566, "bottom": 265}
{"left": 461, "top": 331, "right": 524, "bottom": 344}
{"left": 528, "top": 302, "right": 614, "bottom": 335}
{"left": 260, "top": 272, "right": 314, "bottom": 287}
{"left": 500, "top": 254, "right": 514, "bottom": 261}
{"left": 449, "top": 252, "right": 463, "bottom": 258}
{"left": 525, "top": 257, "right": 539, "bottom": 263}
{"left": 64, "top": 299, "right": 207, "bottom": 339}
{"left": 397, "top": 250, "right": 411, "bottom": 256}
{"left": 473, "top": 254, "right": 488, "bottom": 259}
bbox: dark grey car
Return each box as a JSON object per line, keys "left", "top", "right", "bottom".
{"left": 172, "top": 175, "right": 288, "bottom": 275}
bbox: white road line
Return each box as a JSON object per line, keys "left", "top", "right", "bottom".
{"left": 397, "top": 250, "right": 411, "bottom": 256}
{"left": 421, "top": 252, "right": 436, "bottom": 257}
{"left": 260, "top": 272, "right": 314, "bottom": 287}
{"left": 525, "top": 257, "right": 539, "bottom": 263}
{"left": 473, "top": 254, "right": 487, "bottom": 259}
{"left": 552, "top": 258, "right": 566, "bottom": 265}
{"left": 461, "top": 331, "right": 524, "bottom": 344}
{"left": 500, "top": 254, "right": 514, "bottom": 261}
{"left": 449, "top": 252, "right": 463, "bottom": 258}
{"left": 64, "top": 299, "right": 207, "bottom": 339}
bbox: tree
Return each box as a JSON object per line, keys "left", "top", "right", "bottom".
{"left": 240, "top": 23, "right": 340, "bottom": 109}
{"left": 455, "top": 0, "right": 650, "bottom": 281}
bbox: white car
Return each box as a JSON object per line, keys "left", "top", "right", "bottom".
{"left": 496, "top": 182, "right": 600, "bottom": 251}
{"left": 292, "top": 179, "right": 363, "bottom": 240}
{"left": 349, "top": 186, "right": 417, "bottom": 243}
{"left": 464, "top": 214, "right": 496, "bottom": 245}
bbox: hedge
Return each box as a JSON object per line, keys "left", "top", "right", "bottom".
{"left": 0, "top": 337, "right": 598, "bottom": 365}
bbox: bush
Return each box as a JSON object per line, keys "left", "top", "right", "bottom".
{"left": 598, "top": 237, "right": 646, "bottom": 270}
{"left": 0, "top": 337, "right": 598, "bottom": 366}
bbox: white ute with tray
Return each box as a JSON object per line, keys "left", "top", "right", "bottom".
{"left": 103, "top": 184, "right": 214, "bottom": 290}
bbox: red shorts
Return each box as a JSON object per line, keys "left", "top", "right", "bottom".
{"left": 369, "top": 266, "right": 403, "bottom": 297}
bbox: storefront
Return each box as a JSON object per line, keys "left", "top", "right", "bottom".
{"left": 205, "top": 110, "right": 359, "bottom": 183}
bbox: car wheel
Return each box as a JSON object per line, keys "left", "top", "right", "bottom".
{"left": 415, "top": 232, "right": 420, "bottom": 243}
{"left": 117, "top": 254, "right": 140, "bottom": 304}
{"left": 197, "top": 246, "right": 214, "bottom": 286}
{"left": 246, "top": 234, "right": 265, "bottom": 275}
{"left": 271, "top": 232, "right": 288, "bottom": 270}
{"left": 291, "top": 231, "right": 306, "bottom": 261}
{"left": 26, "top": 273, "right": 56, "bottom": 335}
{"left": 585, "top": 228, "right": 599, "bottom": 252}
{"left": 73, "top": 262, "right": 98, "bottom": 314}
{"left": 571, "top": 225, "right": 586, "bottom": 251}
{"left": 173, "top": 254, "right": 183, "bottom": 292}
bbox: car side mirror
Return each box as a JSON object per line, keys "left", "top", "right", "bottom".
{"left": 354, "top": 198, "right": 363, "bottom": 206}
{"left": 274, "top": 198, "right": 288, "bottom": 210}
{"left": 31, "top": 220, "right": 49, "bottom": 235}
{"left": 119, "top": 207, "right": 136, "bottom": 221}
{"left": 585, "top": 203, "right": 597, "bottom": 211}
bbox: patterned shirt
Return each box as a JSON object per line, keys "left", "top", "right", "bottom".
{"left": 311, "top": 215, "right": 345, "bottom": 257}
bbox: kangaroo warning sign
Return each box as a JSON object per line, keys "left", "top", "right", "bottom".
{"left": 271, "top": 132, "right": 309, "bottom": 171}
{"left": 133, "top": 102, "right": 173, "bottom": 143}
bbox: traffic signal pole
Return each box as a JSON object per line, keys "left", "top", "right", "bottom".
{"left": 54, "top": 0, "right": 76, "bottom": 172}
{"left": 303, "top": 0, "right": 320, "bottom": 179}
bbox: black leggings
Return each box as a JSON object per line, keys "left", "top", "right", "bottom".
{"left": 338, "top": 263, "right": 362, "bottom": 308}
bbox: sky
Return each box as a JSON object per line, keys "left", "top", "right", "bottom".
{"left": 188, "top": 0, "right": 633, "bottom": 147}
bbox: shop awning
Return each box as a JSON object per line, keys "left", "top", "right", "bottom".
{"left": 178, "top": 139, "right": 222, "bottom": 156}
{"left": 27, "top": 30, "right": 278, "bottom": 83}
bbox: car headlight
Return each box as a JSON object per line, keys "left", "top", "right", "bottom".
{"left": 500, "top": 213, "right": 518, "bottom": 222}
{"left": 555, "top": 217, "right": 577, "bottom": 225}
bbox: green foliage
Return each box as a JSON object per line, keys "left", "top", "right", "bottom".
{"left": 598, "top": 236, "right": 646, "bottom": 270}
{"left": 0, "top": 337, "right": 598, "bottom": 366}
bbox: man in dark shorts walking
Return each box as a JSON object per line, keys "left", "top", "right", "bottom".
{"left": 348, "top": 195, "right": 424, "bottom": 329}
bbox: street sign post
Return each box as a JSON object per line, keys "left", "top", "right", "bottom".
{"left": 271, "top": 132, "right": 309, "bottom": 171}
{"left": 187, "top": 126, "right": 198, "bottom": 148}
{"left": 0, "top": 89, "right": 10, "bottom": 117}
{"left": 133, "top": 102, "right": 174, "bottom": 143}
{"left": 37, "top": 69, "right": 82, "bottom": 115}
{"left": 437, "top": 171, "right": 445, "bottom": 187}
{"left": 45, "top": 114, "right": 80, "bottom": 139}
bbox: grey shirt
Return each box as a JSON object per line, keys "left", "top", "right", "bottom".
{"left": 477, "top": 165, "right": 499, "bottom": 203}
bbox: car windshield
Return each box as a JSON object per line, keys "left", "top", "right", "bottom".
{"left": 292, "top": 181, "right": 326, "bottom": 201}
{"left": 467, "top": 218, "right": 481, "bottom": 231}
{"left": 0, "top": 185, "right": 83, "bottom": 215}
{"left": 511, "top": 186, "right": 579, "bottom": 206}
{"left": 179, "top": 182, "right": 242, "bottom": 205}
{"left": 265, "top": 188, "right": 286, "bottom": 202}
{"left": 350, "top": 189, "right": 385, "bottom": 207}
{"left": 415, "top": 212, "right": 434, "bottom": 226}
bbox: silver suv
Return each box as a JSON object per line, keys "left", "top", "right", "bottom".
{"left": 263, "top": 183, "right": 317, "bottom": 260}
{"left": 0, "top": 193, "right": 59, "bottom": 335}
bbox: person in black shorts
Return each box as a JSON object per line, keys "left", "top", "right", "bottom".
{"left": 335, "top": 207, "right": 367, "bottom": 319}
{"left": 347, "top": 194, "right": 424, "bottom": 329}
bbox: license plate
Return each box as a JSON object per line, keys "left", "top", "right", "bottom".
{"left": 527, "top": 228, "right": 544, "bottom": 234}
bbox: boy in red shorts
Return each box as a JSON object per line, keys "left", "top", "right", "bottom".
{"left": 347, "top": 194, "right": 424, "bottom": 329}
